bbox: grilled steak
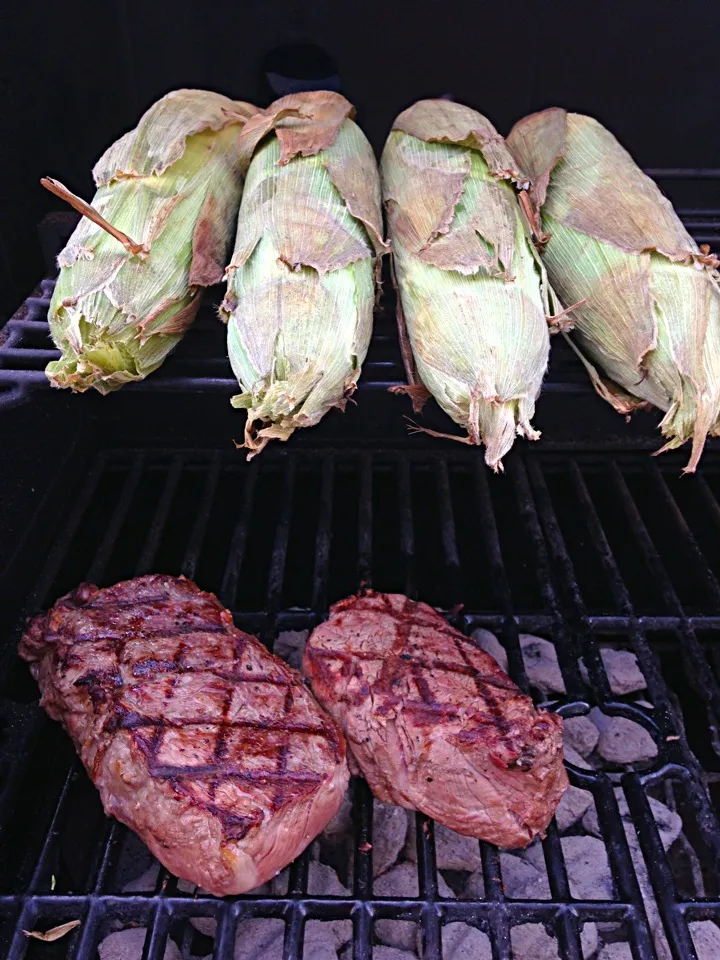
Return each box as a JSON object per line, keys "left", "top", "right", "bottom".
{"left": 304, "top": 592, "right": 567, "bottom": 848}
{"left": 19, "top": 575, "right": 349, "bottom": 895}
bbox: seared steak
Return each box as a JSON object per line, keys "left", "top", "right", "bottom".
{"left": 19, "top": 575, "right": 349, "bottom": 895}
{"left": 304, "top": 592, "right": 567, "bottom": 848}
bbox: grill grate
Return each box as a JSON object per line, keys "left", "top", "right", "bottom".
{"left": 2, "top": 447, "right": 720, "bottom": 959}
{"left": 2, "top": 187, "right": 720, "bottom": 413}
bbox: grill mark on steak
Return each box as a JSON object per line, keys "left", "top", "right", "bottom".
{"left": 209, "top": 632, "right": 243, "bottom": 801}
{"left": 306, "top": 646, "right": 516, "bottom": 690}
{"left": 109, "top": 713, "right": 330, "bottom": 735}
{"left": 22, "top": 575, "right": 346, "bottom": 837}
{"left": 57, "top": 623, "right": 231, "bottom": 644}
{"left": 322, "top": 594, "right": 513, "bottom": 723}
{"left": 449, "top": 631, "right": 511, "bottom": 733}
{"left": 271, "top": 684, "right": 295, "bottom": 808}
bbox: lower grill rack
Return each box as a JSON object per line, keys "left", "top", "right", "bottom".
{"left": 2, "top": 447, "right": 720, "bottom": 959}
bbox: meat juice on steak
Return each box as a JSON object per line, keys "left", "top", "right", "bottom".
{"left": 19, "top": 575, "right": 349, "bottom": 895}
{"left": 304, "top": 592, "right": 568, "bottom": 848}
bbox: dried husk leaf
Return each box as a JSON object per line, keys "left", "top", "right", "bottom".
{"left": 23, "top": 920, "right": 81, "bottom": 942}
{"left": 382, "top": 99, "right": 560, "bottom": 471}
{"left": 508, "top": 108, "right": 720, "bottom": 471}
{"left": 221, "top": 92, "right": 384, "bottom": 457}
{"left": 46, "top": 89, "right": 256, "bottom": 394}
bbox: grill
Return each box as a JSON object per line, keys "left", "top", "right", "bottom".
{"left": 1, "top": 175, "right": 720, "bottom": 960}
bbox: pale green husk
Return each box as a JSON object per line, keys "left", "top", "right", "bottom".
{"left": 508, "top": 109, "right": 720, "bottom": 472}
{"left": 46, "top": 89, "right": 255, "bottom": 394}
{"left": 221, "top": 92, "right": 385, "bottom": 457}
{"left": 381, "top": 100, "right": 562, "bottom": 471}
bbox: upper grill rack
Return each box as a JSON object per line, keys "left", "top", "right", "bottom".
{"left": 2, "top": 445, "right": 720, "bottom": 959}
{"left": 1, "top": 172, "right": 719, "bottom": 412}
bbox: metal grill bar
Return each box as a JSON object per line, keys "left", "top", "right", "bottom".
{"left": 311, "top": 455, "right": 335, "bottom": 614}
{"left": 525, "top": 459, "right": 609, "bottom": 701}
{"left": 524, "top": 456, "right": 720, "bottom": 957}
{"left": 358, "top": 454, "right": 373, "bottom": 588}
{"left": 473, "top": 461, "right": 528, "bottom": 689}
{"left": 220, "top": 459, "right": 259, "bottom": 609}
{"left": 609, "top": 464, "right": 720, "bottom": 733}
{"left": 397, "top": 457, "right": 417, "bottom": 600}
{"left": 646, "top": 465, "right": 720, "bottom": 607}
{"left": 136, "top": 455, "right": 183, "bottom": 576}
{"left": 85, "top": 454, "right": 145, "bottom": 584}
{"left": 180, "top": 451, "right": 221, "bottom": 579}
{"left": 3, "top": 450, "right": 720, "bottom": 960}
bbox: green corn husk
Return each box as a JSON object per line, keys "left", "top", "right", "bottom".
{"left": 221, "top": 91, "right": 386, "bottom": 457}
{"left": 508, "top": 108, "right": 720, "bottom": 472}
{"left": 46, "top": 89, "right": 256, "bottom": 394}
{"left": 380, "top": 100, "right": 564, "bottom": 471}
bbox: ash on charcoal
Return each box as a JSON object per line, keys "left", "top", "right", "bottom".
{"left": 306, "top": 861, "right": 350, "bottom": 898}
{"left": 563, "top": 716, "right": 599, "bottom": 758}
{"left": 405, "top": 819, "right": 481, "bottom": 872}
{"left": 317, "top": 789, "right": 354, "bottom": 881}
{"left": 519, "top": 635, "right": 565, "bottom": 694}
{"left": 563, "top": 744, "right": 592, "bottom": 770}
{"left": 373, "top": 800, "right": 409, "bottom": 876}
{"left": 590, "top": 709, "right": 658, "bottom": 765}
{"left": 190, "top": 913, "right": 216, "bottom": 938}
{"left": 555, "top": 786, "right": 594, "bottom": 832}
{"left": 471, "top": 629, "right": 508, "bottom": 673}
{"left": 232, "top": 919, "right": 285, "bottom": 960}
{"left": 122, "top": 863, "right": 160, "bottom": 893}
{"left": 374, "top": 864, "right": 452, "bottom": 950}
{"left": 306, "top": 919, "right": 352, "bottom": 954}
{"left": 99, "top": 929, "right": 180, "bottom": 960}
{"left": 188, "top": 880, "right": 270, "bottom": 937}
{"left": 599, "top": 648, "right": 646, "bottom": 695}
{"left": 301, "top": 945, "right": 338, "bottom": 960}
{"left": 463, "top": 866, "right": 485, "bottom": 899}
{"left": 517, "top": 837, "right": 547, "bottom": 872}
{"left": 271, "top": 863, "right": 350, "bottom": 948}
{"left": 598, "top": 944, "right": 632, "bottom": 960}
{"left": 582, "top": 789, "right": 681, "bottom": 851}
{"left": 498, "top": 853, "right": 550, "bottom": 899}
{"left": 690, "top": 921, "right": 720, "bottom": 959}
{"left": 442, "top": 923, "right": 492, "bottom": 960}
{"left": 319, "top": 796, "right": 406, "bottom": 882}
{"left": 273, "top": 630, "right": 309, "bottom": 671}
{"left": 561, "top": 836, "right": 614, "bottom": 900}
{"left": 607, "top": 807, "right": 673, "bottom": 959}
{"left": 341, "top": 947, "right": 418, "bottom": 960}
{"left": 510, "top": 922, "right": 598, "bottom": 959}
{"left": 322, "top": 791, "right": 353, "bottom": 839}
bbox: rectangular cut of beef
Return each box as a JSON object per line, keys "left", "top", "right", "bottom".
{"left": 304, "top": 592, "right": 567, "bottom": 848}
{"left": 19, "top": 575, "right": 349, "bottom": 895}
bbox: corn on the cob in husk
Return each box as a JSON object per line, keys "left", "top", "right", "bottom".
{"left": 45, "top": 89, "right": 256, "bottom": 394}
{"left": 220, "top": 91, "right": 386, "bottom": 456}
{"left": 508, "top": 108, "right": 720, "bottom": 472}
{"left": 380, "top": 100, "right": 565, "bottom": 471}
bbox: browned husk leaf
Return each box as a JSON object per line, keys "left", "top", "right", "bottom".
{"left": 23, "top": 920, "right": 81, "bottom": 942}
{"left": 236, "top": 91, "right": 356, "bottom": 173}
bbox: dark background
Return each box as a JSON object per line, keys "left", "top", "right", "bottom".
{"left": 1, "top": 0, "right": 719, "bottom": 323}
